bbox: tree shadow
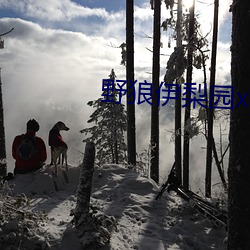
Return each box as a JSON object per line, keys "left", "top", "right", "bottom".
{"left": 9, "top": 165, "right": 80, "bottom": 215}
{"left": 135, "top": 190, "right": 227, "bottom": 250}
{"left": 91, "top": 164, "right": 172, "bottom": 249}
{"left": 91, "top": 164, "right": 226, "bottom": 250}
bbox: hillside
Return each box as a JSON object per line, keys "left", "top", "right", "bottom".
{"left": 0, "top": 164, "right": 227, "bottom": 250}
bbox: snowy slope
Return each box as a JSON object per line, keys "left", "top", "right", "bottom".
{"left": 1, "top": 164, "right": 227, "bottom": 250}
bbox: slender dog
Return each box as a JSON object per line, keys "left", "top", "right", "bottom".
{"left": 48, "top": 121, "right": 69, "bottom": 176}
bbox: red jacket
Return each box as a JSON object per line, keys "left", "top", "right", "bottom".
{"left": 48, "top": 128, "right": 68, "bottom": 149}
{"left": 12, "top": 131, "right": 47, "bottom": 171}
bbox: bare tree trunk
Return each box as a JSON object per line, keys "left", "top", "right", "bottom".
{"left": 228, "top": 0, "right": 250, "bottom": 248}
{"left": 113, "top": 107, "right": 119, "bottom": 164}
{"left": 0, "top": 31, "right": 13, "bottom": 178}
{"left": 150, "top": 0, "right": 161, "bottom": 184}
{"left": 114, "top": 140, "right": 118, "bottom": 164}
{"left": 175, "top": 0, "right": 183, "bottom": 183}
{"left": 0, "top": 70, "right": 7, "bottom": 177}
{"left": 126, "top": 0, "right": 136, "bottom": 166}
{"left": 74, "top": 142, "right": 95, "bottom": 226}
{"left": 211, "top": 137, "right": 227, "bottom": 191}
{"left": 183, "top": 0, "right": 195, "bottom": 190}
{"left": 74, "top": 142, "right": 116, "bottom": 248}
{"left": 205, "top": 0, "right": 219, "bottom": 198}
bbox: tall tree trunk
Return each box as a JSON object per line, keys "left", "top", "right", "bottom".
{"left": 205, "top": 0, "right": 219, "bottom": 197}
{"left": 0, "top": 69, "right": 7, "bottom": 177}
{"left": 175, "top": 0, "right": 183, "bottom": 183}
{"left": 113, "top": 105, "right": 119, "bottom": 164}
{"left": 228, "top": 0, "right": 250, "bottom": 248}
{"left": 126, "top": 0, "right": 136, "bottom": 166}
{"left": 0, "top": 31, "right": 13, "bottom": 177}
{"left": 150, "top": 0, "right": 161, "bottom": 184}
{"left": 183, "top": 0, "right": 195, "bottom": 190}
{"left": 114, "top": 140, "right": 118, "bottom": 164}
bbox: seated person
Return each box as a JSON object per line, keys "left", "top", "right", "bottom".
{"left": 12, "top": 119, "right": 47, "bottom": 174}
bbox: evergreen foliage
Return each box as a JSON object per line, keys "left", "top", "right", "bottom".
{"left": 80, "top": 69, "right": 127, "bottom": 166}
{"left": 163, "top": 10, "right": 209, "bottom": 84}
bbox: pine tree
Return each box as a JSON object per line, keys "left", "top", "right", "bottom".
{"left": 228, "top": 0, "right": 250, "bottom": 248}
{"left": 163, "top": 0, "right": 209, "bottom": 187}
{"left": 126, "top": 0, "right": 136, "bottom": 166}
{"left": 205, "top": 0, "right": 219, "bottom": 198}
{"left": 80, "top": 69, "right": 127, "bottom": 166}
{"left": 163, "top": 0, "right": 183, "bottom": 183}
{"left": 183, "top": 0, "right": 195, "bottom": 190}
{"left": 150, "top": 0, "right": 161, "bottom": 184}
{"left": 0, "top": 69, "right": 6, "bottom": 177}
{"left": 0, "top": 28, "right": 14, "bottom": 177}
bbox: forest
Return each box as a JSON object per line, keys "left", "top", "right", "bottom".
{"left": 0, "top": 0, "right": 249, "bottom": 249}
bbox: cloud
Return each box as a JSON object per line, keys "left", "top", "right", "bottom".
{"left": 0, "top": 17, "right": 126, "bottom": 170}
{"left": 0, "top": 0, "right": 110, "bottom": 21}
{"left": 194, "top": 0, "right": 232, "bottom": 39}
{"left": 0, "top": 0, "right": 232, "bottom": 191}
{"left": 134, "top": 4, "right": 153, "bottom": 21}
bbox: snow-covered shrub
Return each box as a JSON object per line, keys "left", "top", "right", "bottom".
{"left": 0, "top": 180, "right": 53, "bottom": 250}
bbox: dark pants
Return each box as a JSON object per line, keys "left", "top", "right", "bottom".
{"left": 14, "top": 165, "right": 43, "bottom": 175}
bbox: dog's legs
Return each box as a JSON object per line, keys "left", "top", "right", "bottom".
{"left": 54, "top": 163, "right": 58, "bottom": 177}
{"left": 57, "top": 154, "right": 61, "bottom": 164}
{"left": 61, "top": 152, "right": 68, "bottom": 171}
{"left": 64, "top": 153, "right": 68, "bottom": 171}
{"left": 50, "top": 147, "right": 54, "bottom": 165}
{"left": 52, "top": 147, "right": 68, "bottom": 176}
{"left": 61, "top": 153, "right": 65, "bottom": 165}
{"left": 52, "top": 148, "right": 60, "bottom": 177}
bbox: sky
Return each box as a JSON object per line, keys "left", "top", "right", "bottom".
{"left": 0, "top": 0, "right": 232, "bottom": 190}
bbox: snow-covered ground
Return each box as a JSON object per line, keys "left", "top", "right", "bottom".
{"left": 1, "top": 164, "right": 227, "bottom": 250}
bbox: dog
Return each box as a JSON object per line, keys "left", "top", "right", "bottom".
{"left": 48, "top": 121, "right": 69, "bottom": 176}
{"left": 52, "top": 146, "right": 68, "bottom": 175}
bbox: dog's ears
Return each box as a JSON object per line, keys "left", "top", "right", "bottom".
{"left": 56, "top": 121, "right": 69, "bottom": 131}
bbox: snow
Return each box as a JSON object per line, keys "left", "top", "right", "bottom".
{"left": 2, "top": 164, "right": 227, "bottom": 250}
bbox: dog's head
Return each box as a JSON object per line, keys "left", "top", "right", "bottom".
{"left": 53, "top": 121, "right": 69, "bottom": 131}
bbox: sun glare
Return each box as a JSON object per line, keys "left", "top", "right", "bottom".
{"left": 183, "top": 0, "right": 194, "bottom": 9}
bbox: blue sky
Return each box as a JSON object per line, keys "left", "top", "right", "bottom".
{"left": 0, "top": 1, "right": 232, "bottom": 40}
{"left": 0, "top": 0, "right": 232, "bottom": 181}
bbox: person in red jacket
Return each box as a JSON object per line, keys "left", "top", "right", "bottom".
{"left": 12, "top": 119, "right": 47, "bottom": 174}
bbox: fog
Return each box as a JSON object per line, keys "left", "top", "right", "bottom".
{"left": 0, "top": 0, "right": 231, "bottom": 193}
